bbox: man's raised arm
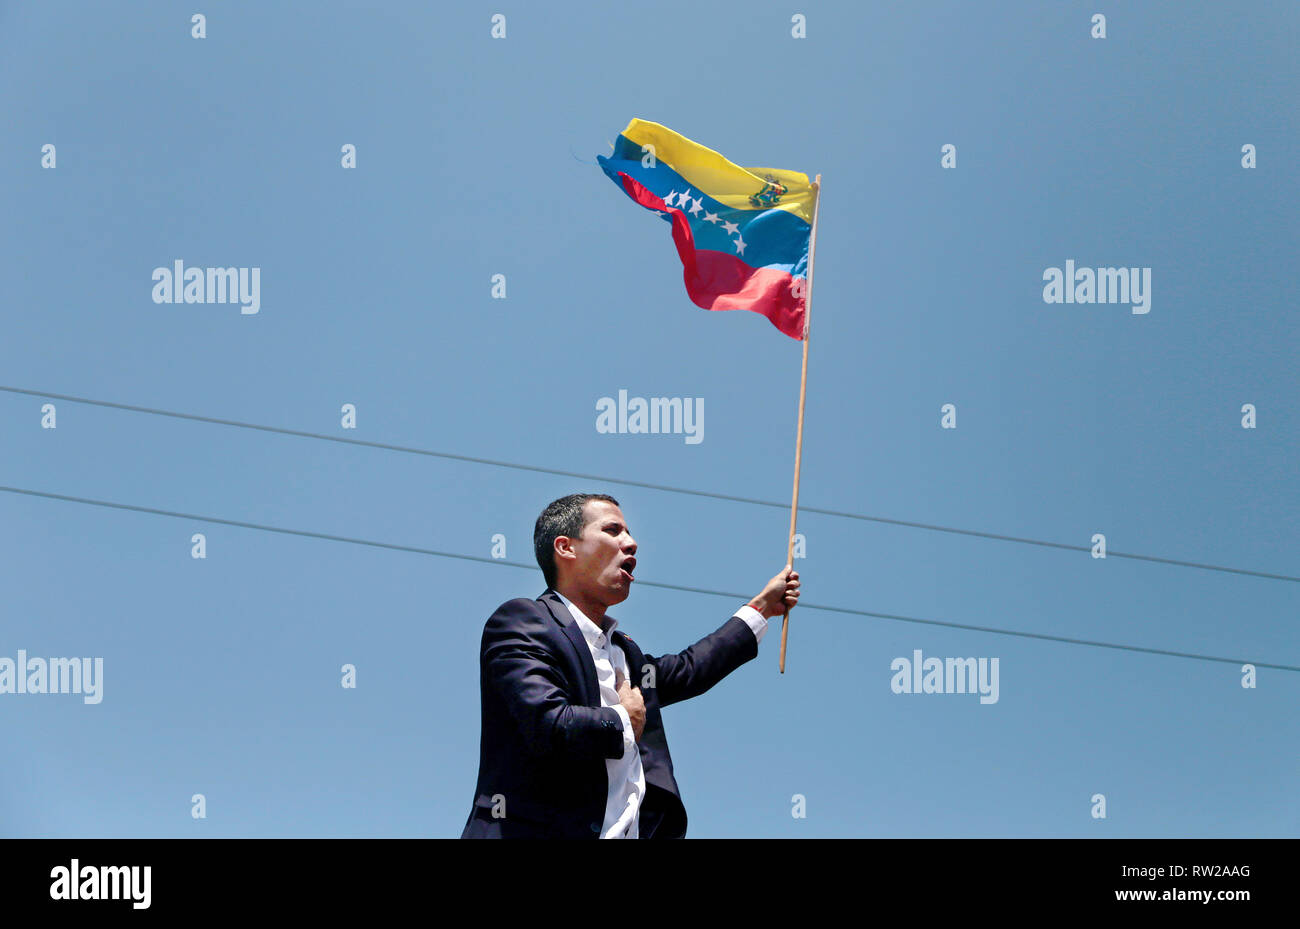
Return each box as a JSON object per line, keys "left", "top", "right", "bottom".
{"left": 645, "top": 566, "right": 800, "bottom": 707}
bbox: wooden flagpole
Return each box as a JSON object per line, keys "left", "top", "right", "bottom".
{"left": 779, "top": 173, "right": 821, "bottom": 674}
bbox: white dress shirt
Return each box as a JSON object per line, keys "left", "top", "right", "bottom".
{"left": 554, "top": 590, "right": 768, "bottom": 839}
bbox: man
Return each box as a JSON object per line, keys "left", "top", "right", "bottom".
{"left": 461, "top": 492, "right": 800, "bottom": 839}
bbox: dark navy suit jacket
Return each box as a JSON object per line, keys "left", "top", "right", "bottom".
{"left": 461, "top": 587, "right": 759, "bottom": 838}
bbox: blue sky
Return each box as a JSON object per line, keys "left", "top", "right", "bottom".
{"left": 1, "top": 0, "right": 1296, "bottom": 837}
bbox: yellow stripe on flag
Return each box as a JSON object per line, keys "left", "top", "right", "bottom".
{"left": 620, "top": 119, "right": 815, "bottom": 224}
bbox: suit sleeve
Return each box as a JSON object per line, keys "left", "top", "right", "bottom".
{"left": 643, "top": 613, "right": 760, "bottom": 708}
{"left": 482, "top": 599, "right": 627, "bottom": 761}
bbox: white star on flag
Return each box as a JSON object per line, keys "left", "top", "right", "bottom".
{"left": 722, "top": 220, "right": 739, "bottom": 235}
{"left": 662, "top": 190, "right": 678, "bottom": 207}
{"left": 703, "top": 211, "right": 720, "bottom": 224}
{"left": 734, "top": 235, "right": 747, "bottom": 255}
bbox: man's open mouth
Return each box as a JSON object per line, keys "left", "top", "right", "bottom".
{"left": 619, "top": 557, "right": 636, "bottom": 581}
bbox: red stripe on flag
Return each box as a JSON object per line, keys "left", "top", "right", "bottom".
{"left": 614, "top": 171, "right": 807, "bottom": 340}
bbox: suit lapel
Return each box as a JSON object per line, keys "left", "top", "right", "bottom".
{"left": 539, "top": 588, "right": 600, "bottom": 707}
{"left": 610, "top": 630, "right": 644, "bottom": 688}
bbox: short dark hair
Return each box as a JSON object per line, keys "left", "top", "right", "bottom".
{"left": 534, "top": 493, "right": 620, "bottom": 590}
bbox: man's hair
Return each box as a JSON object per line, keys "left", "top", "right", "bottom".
{"left": 534, "top": 493, "right": 620, "bottom": 590}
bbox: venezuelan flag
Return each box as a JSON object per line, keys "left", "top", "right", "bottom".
{"left": 597, "top": 119, "right": 815, "bottom": 340}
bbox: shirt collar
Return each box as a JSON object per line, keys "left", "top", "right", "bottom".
{"left": 553, "top": 589, "right": 618, "bottom": 645}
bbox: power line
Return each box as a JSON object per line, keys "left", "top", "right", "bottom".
{"left": 3, "top": 385, "right": 1295, "bottom": 584}
{"left": 2, "top": 483, "right": 1295, "bottom": 673}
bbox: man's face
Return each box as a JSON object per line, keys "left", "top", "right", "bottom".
{"left": 556, "top": 500, "right": 638, "bottom": 608}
